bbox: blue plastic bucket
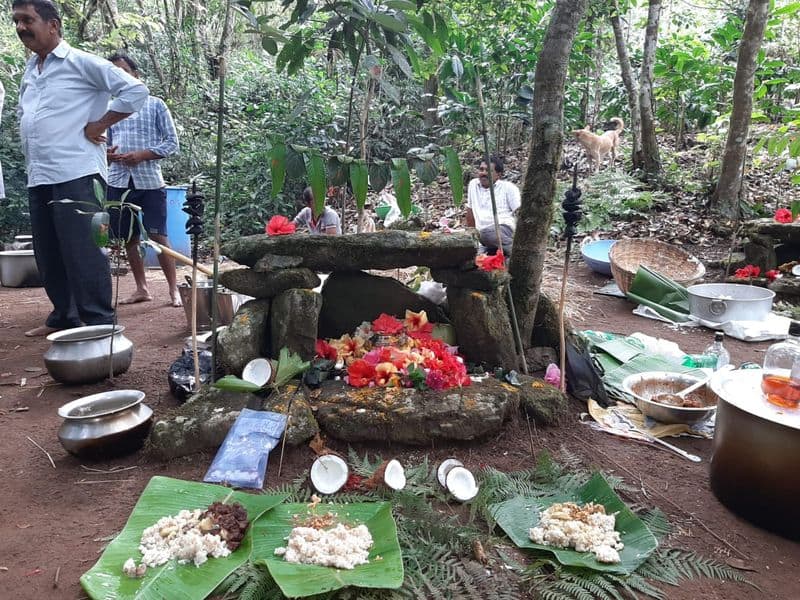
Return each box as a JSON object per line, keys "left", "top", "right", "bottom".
{"left": 144, "top": 186, "right": 192, "bottom": 267}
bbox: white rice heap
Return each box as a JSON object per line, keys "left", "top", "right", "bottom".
{"left": 137, "top": 509, "right": 231, "bottom": 568}
{"left": 529, "top": 501, "right": 624, "bottom": 564}
{"left": 274, "top": 523, "right": 373, "bottom": 570}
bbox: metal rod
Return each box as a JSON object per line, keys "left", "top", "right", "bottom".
{"left": 210, "top": 55, "right": 227, "bottom": 383}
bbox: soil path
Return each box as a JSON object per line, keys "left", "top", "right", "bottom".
{"left": 0, "top": 263, "right": 797, "bottom": 599}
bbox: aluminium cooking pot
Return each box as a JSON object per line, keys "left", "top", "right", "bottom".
{"left": 709, "top": 369, "right": 800, "bottom": 540}
{"left": 687, "top": 283, "right": 774, "bottom": 322}
{"left": 44, "top": 325, "right": 133, "bottom": 384}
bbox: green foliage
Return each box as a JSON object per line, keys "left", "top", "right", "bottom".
{"left": 552, "top": 170, "right": 667, "bottom": 234}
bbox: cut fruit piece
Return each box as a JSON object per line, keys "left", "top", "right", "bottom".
{"left": 363, "top": 459, "right": 406, "bottom": 491}
{"left": 310, "top": 454, "right": 349, "bottom": 495}
{"left": 242, "top": 358, "right": 273, "bottom": 387}
{"left": 384, "top": 459, "right": 406, "bottom": 490}
{"left": 446, "top": 466, "right": 479, "bottom": 502}
{"left": 437, "top": 458, "right": 464, "bottom": 488}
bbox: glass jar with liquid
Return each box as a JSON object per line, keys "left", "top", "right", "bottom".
{"left": 761, "top": 321, "right": 800, "bottom": 408}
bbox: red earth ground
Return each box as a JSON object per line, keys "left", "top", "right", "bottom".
{"left": 0, "top": 261, "right": 798, "bottom": 600}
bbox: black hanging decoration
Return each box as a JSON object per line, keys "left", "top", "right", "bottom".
{"left": 183, "top": 182, "right": 205, "bottom": 260}
{"left": 562, "top": 161, "right": 582, "bottom": 240}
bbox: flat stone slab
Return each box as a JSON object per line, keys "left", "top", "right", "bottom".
{"left": 221, "top": 230, "right": 478, "bottom": 271}
{"left": 312, "top": 378, "right": 518, "bottom": 444}
{"left": 219, "top": 267, "right": 320, "bottom": 298}
{"left": 743, "top": 219, "right": 800, "bottom": 243}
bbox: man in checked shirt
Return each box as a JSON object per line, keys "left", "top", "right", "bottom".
{"left": 106, "top": 53, "right": 182, "bottom": 307}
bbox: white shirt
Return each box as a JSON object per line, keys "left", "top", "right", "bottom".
{"left": 466, "top": 178, "right": 521, "bottom": 231}
{"left": 18, "top": 40, "right": 148, "bottom": 187}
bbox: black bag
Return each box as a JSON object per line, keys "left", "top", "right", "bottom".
{"left": 565, "top": 337, "right": 610, "bottom": 407}
{"left": 168, "top": 349, "right": 214, "bottom": 402}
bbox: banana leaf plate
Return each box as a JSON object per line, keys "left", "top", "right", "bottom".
{"left": 80, "top": 476, "right": 288, "bottom": 600}
{"left": 252, "top": 501, "right": 404, "bottom": 597}
{"left": 490, "top": 472, "right": 658, "bottom": 574}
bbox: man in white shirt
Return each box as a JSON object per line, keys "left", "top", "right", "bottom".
{"left": 465, "top": 156, "right": 521, "bottom": 256}
{"left": 13, "top": 0, "right": 148, "bottom": 336}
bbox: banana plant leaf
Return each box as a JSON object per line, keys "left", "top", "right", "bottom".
{"left": 80, "top": 476, "right": 288, "bottom": 600}
{"left": 627, "top": 265, "right": 691, "bottom": 323}
{"left": 442, "top": 147, "right": 463, "bottom": 207}
{"left": 304, "top": 151, "right": 327, "bottom": 218}
{"left": 350, "top": 159, "right": 369, "bottom": 211}
{"left": 252, "top": 501, "right": 404, "bottom": 597}
{"left": 489, "top": 472, "right": 657, "bottom": 574}
{"left": 390, "top": 158, "right": 412, "bottom": 216}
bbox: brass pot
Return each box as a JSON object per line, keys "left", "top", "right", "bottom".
{"left": 57, "top": 390, "right": 152, "bottom": 458}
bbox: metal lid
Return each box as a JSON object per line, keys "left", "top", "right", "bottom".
{"left": 789, "top": 321, "right": 800, "bottom": 338}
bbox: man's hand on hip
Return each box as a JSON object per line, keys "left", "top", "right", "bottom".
{"left": 84, "top": 121, "right": 108, "bottom": 144}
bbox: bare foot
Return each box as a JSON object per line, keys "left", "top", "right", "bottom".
{"left": 169, "top": 291, "right": 183, "bottom": 308}
{"left": 25, "top": 325, "right": 61, "bottom": 337}
{"left": 119, "top": 292, "right": 153, "bottom": 305}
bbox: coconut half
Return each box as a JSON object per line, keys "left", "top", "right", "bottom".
{"left": 310, "top": 454, "right": 349, "bottom": 495}
{"left": 384, "top": 459, "right": 406, "bottom": 490}
{"left": 437, "top": 458, "right": 464, "bottom": 488}
{"left": 446, "top": 466, "right": 479, "bottom": 502}
{"left": 242, "top": 358, "right": 273, "bottom": 387}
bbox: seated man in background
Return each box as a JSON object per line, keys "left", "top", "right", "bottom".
{"left": 293, "top": 186, "right": 341, "bottom": 235}
{"left": 465, "top": 156, "right": 520, "bottom": 255}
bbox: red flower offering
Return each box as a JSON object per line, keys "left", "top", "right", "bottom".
{"left": 315, "top": 339, "right": 337, "bottom": 361}
{"left": 347, "top": 359, "right": 376, "bottom": 387}
{"left": 774, "top": 208, "right": 793, "bottom": 224}
{"left": 734, "top": 264, "right": 761, "bottom": 279}
{"left": 766, "top": 269, "right": 780, "bottom": 282}
{"left": 266, "top": 215, "right": 296, "bottom": 235}
{"left": 476, "top": 249, "right": 506, "bottom": 271}
{"left": 372, "top": 313, "right": 404, "bottom": 335}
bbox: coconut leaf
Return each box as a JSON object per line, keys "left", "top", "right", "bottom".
{"left": 304, "top": 151, "right": 327, "bottom": 219}
{"left": 350, "top": 159, "right": 369, "bottom": 211}
{"left": 269, "top": 137, "right": 287, "bottom": 198}
{"left": 442, "top": 147, "right": 464, "bottom": 207}
{"left": 391, "top": 158, "right": 412, "bottom": 216}
{"left": 490, "top": 472, "right": 658, "bottom": 575}
{"left": 80, "top": 477, "right": 288, "bottom": 600}
{"left": 252, "top": 501, "right": 404, "bottom": 597}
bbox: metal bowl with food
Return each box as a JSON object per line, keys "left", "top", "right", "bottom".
{"left": 621, "top": 371, "right": 718, "bottom": 424}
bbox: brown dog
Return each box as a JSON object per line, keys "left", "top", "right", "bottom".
{"left": 572, "top": 117, "right": 624, "bottom": 172}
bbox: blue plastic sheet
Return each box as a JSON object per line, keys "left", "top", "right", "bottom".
{"left": 204, "top": 408, "right": 287, "bottom": 489}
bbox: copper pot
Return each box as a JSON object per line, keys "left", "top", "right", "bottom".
{"left": 709, "top": 370, "right": 800, "bottom": 539}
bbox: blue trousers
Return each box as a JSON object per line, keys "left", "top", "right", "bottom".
{"left": 28, "top": 174, "right": 114, "bottom": 328}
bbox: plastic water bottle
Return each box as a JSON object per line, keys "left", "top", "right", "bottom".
{"left": 703, "top": 332, "right": 730, "bottom": 371}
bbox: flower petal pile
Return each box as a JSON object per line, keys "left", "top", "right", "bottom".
{"left": 317, "top": 311, "right": 469, "bottom": 391}
{"left": 476, "top": 249, "right": 506, "bottom": 271}
{"left": 774, "top": 208, "right": 793, "bottom": 223}
{"left": 734, "top": 264, "right": 761, "bottom": 279}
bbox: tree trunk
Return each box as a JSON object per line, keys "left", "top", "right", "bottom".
{"left": 712, "top": 0, "right": 770, "bottom": 217}
{"left": 639, "top": 0, "right": 662, "bottom": 180}
{"left": 422, "top": 74, "right": 440, "bottom": 129}
{"left": 509, "top": 0, "right": 589, "bottom": 346}
{"left": 610, "top": 2, "right": 643, "bottom": 169}
{"left": 589, "top": 25, "right": 604, "bottom": 127}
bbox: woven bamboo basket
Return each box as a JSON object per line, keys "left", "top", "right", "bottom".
{"left": 609, "top": 238, "right": 705, "bottom": 295}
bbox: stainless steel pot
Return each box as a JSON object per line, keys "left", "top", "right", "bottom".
{"left": 0, "top": 250, "right": 41, "bottom": 287}
{"left": 178, "top": 281, "right": 244, "bottom": 330}
{"left": 44, "top": 325, "right": 134, "bottom": 384}
{"left": 687, "top": 283, "right": 774, "bottom": 322}
{"left": 709, "top": 370, "right": 800, "bottom": 540}
{"left": 621, "top": 371, "right": 717, "bottom": 424}
{"left": 57, "top": 390, "right": 153, "bottom": 458}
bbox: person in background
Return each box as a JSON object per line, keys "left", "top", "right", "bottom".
{"left": 293, "top": 186, "right": 341, "bottom": 235}
{"left": 0, "top": 80, "right": 5, "bottom": 199}
{"left": 13, "top": 0, "right": 148, "bottom": 337}
{"left": 465, "top": 155, "right": 521, "bottom": 256}
{"left": 106, "top": 53, "right": 181, "bottom": 307}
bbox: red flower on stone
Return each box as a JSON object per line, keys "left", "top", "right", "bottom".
{"left": 347, "top": 359, "right": 376, "bottom": 387}
{"left": 315, "top": 339, "right": 338, "bottom": 361}
{"left": 734, "top": 264, "right": 761, "bottom": 279}
{"left": 476, "top": 249, "right": 506, "bottom": 271}
{"left": 766, "top": 269, "right": 781, "bottom": 282}
{"left": 266, "top": 215, "right": 296, "bottom": 235}
{"left": 425, "top": 369, "right": 449, "bottom": 390}
{"left": 371, "top": 313, "right": 404, "bottom": 335}
{"left": 774, "top": 208, "right": 793, "bottom": 224}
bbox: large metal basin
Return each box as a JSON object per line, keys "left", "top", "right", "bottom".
{"left": 687, "top": 283, "right": 774, "bottom": 323}
{"left": 57, "top": 390, "right": 152, "bottom": 458}
{"left": 621, "top": 371, "right": 717, "bottom": 424}
{"left": 44, "top": 325, "right": 133, "bottom": 384}
{"left": 0, "top": 250, "right": 41, "bottom": 287}
{"left": 709, "top": 369, "right": 800, "bottom": 540}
